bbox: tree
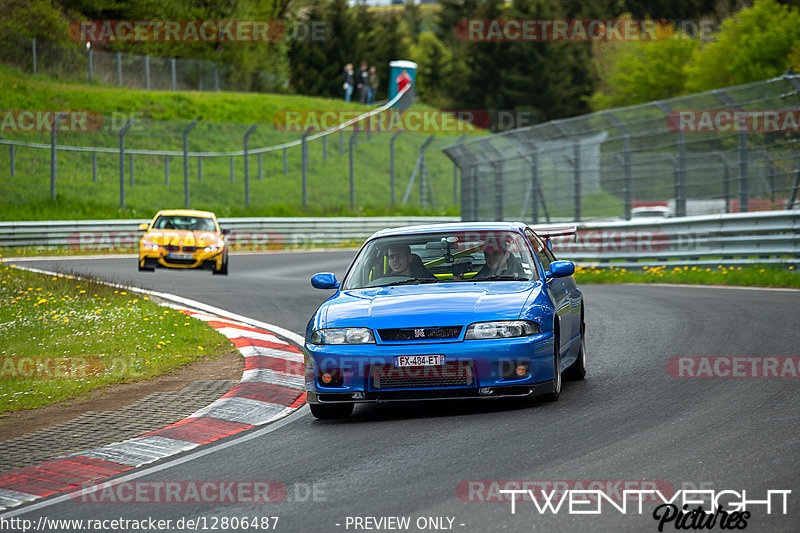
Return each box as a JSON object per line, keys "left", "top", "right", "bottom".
{"left": 684, "top": 0, "right": 800, "bottom": 92}
{"left": 588, "top": 20, "right": 699, "bottom": 110}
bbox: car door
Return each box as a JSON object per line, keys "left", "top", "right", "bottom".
{"left": 525, "top": 230, "right": 571, "bottom": 355}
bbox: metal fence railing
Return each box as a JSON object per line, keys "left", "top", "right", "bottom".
{"left": 1, "top": 30, "right": 279, "bottom": 93}
{"left": 444, "top": 74, "right": 800, "bottom": 223}
{"left": 2, "top": 212, "right": 796, "bottom": 267}
{"left": 0, "top": 84, "right": 470, "bottom": 212}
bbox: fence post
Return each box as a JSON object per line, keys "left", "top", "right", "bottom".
{"left": 258, "top": 153, "right": 263, "bottom": 180}
{"left": 349, "top": 131, "right": 358, "bottom": 209}
{"left": 302, "top": 127, "right": 312, "bottom": 208}
{"left": 88, "top": 48, "right": 93, "bottom": 82}
{"left": 198, "top": 156, "right": 202, "bottom": 183}
{"left": 91, "top": 152, "right": 97, "bottom": 182}
{"left": 117, "top": 52, "right": 122, "bottom": 87}
{"left": 164, "top": 155, "right": 170, "bottom": 185}
{"left": 787, "top": 161, "right": 800, "bottom": 210}
{"left": 145, "top": 55, "right": 151, "bottom": 90}
{"left": 230, "top": 156, "right": 234, "bottom": 184}
{"left": 214, "top": 66, "right": 220, "bottom": 91}
{"left": 602, "top": 112, "right": 632, "bottom": 220}
{"left": 472, "top": 165, "right": 480, "bottom": 221}
{"left": 10, "top": 145, "right": 15, "bottom": 177}
{"left": 531, "top": 150, "right": 539, "bottom": 224}
{"left": 171, "top": 58, "right": 177, "bottom": 91}
{"left": 283, "top": 148, "right": 288, "bottom": 176}
{"left": 129, "top": 153, "right": 134, "bottom": 186}
{"left": 32, "top": 38, "right": 37, "bottom": 73}
{"left": 738, "top": 132, "right": 748, "bottom": 212}
{"left": 244, "top": 124, "right": 258, "bottom": 208}
{"left": 119, "top": 118, "right": 135, "bottom": 208}
{"left": 573, "top": 143, "right": 581, "bottom": 222}
{"left": 50, "top": 113, "right": 67, "bottom": 201}
{"left": 322, "top": 135, "right": 327, "bottom": 163}
{"left": 183, "top": 119, "right": 198, "bottom": 208}
{"left": 453, "top": 134, "right": 467, "bottom": 206}
{"left": 419, "top": 135, "right": 435, "bottom": 209}
{"left": 339, "top": 129, "right": 344, "bottom": 156}
{"left": 390, "top": 130, "right": 403, "bottom": 205}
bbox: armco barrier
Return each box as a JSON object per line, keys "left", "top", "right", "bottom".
{"left": 0, "top": 217, "right": 459, "bottom": 251}
{"left": 542, "top": 210, "right": 800, "bottom": 267}
{"left": 0, "top": 212, "right": 797, "bottom": 267}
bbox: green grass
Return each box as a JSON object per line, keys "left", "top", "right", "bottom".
{"left": 574, "top": 264, "right": 800, "bottom": 288}
{"left": 0, "top": 264, "right": 234, "bottom": 413}
{"left": 0, "top": 63, "right": 481, "bottom": 221}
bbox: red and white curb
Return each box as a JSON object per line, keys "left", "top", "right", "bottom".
{"left": 0, "top": 304, "right": 307, "bottom": 512}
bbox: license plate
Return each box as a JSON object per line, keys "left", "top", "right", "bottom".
{"left": 393, "top": 355, "right": 445, "bottom": 367}
{"left": 169, "top": 253, "right": 194, "bottom": 260}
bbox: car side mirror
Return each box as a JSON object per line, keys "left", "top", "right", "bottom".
{"left": 546, "top": 260, "right": 575, "bottom": 279}
{"left": 311, "top": 272, "right": 339, "bottom": 289}
{"left": 138, "top": 223, "right": 148, "bottom": 231}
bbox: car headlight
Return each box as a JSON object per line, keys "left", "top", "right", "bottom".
{"left": 204, "top": 241, "right": 225, "bottom": 253}
{"left": 465, "top": 320, "right": 539, "bottom": 340}
{"left": 141, "top": 240, "right": 159, "bottom": 251}
{"left": 310, "top": 328, "right": 375, "bottom": 345}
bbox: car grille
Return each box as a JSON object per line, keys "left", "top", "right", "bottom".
{"left": 370, "top": 362, "right": 473, "bottom": 390}
{"left": 378, "top": 326, "right": 462, "bottom": 342}
{"left": 163, "top": 258, "right": 196, "bottom": 265}
{"left": 166, "top": 244, "right": 197, "bottom": 252}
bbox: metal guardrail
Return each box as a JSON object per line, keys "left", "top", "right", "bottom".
{"left": 542, "top": 210, "right": 800, "bottom": 267}
{"left": 0, "top": 217, "right": 460, "bottom": 250}
{"left": 1, "top": 212, "right": 797, "bottom": 267}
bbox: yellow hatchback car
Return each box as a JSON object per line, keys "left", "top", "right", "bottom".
{"left": 138, "top": 209, "right": 229, "bottom": 275}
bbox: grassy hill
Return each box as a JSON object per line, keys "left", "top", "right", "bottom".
{"left": 0, "top": 64, "right": 482, "bottom": 220}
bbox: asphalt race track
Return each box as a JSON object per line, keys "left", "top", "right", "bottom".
{"left": 5, "top": 252, "right": 800, "bottom": 533}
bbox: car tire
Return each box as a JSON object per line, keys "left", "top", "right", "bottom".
{"left": 545, "top": 337, "right": 561, "bottom": 402}
{"left": 565, "top": 320, "right": 586, "bottom": 381}
{"left": 138, "top": 259, "right": 154, "bottom": 272}
{"left": 213, "top": 254, "right": 228, "bottom": 276}
{"left": 309, "top": 402, "right": 354, "bottom": 420}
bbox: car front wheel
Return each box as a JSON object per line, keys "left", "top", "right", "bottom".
{"left": 565, "top": 320, "right": 586, "bottom": 381}
{"left": 545, "top": 339, "right": 561, "bottom": 402}
{"left": 309, "top": 402, "right": 354, "bottom": 420}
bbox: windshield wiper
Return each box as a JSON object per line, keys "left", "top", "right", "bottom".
{"left": 382, "top": 277, "right": 440, "bottom": 286}
{"left": 478, "top": 275, "right": 526, "bottom": 281}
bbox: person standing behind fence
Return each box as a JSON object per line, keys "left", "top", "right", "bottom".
{"left": 343, "top": 63, "right": 355, "bottom": 102}
{"left": 367, "top": 66, "right": 379, "bottom": 105}
{"left": 357, "top": 62, "right": 369, "bottom": 104}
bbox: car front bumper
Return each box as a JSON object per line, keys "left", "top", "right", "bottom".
{"left": 304, "top": 331, "right": 556, "bottom": 404}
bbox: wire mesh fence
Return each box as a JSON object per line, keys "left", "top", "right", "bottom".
{"left": 444, "top": 74, "right": 800, "bottom": 222}
{"left": 0, "top": 88, "right": 472, "bottom": 215}
{"left": 0, "top": 29, "right": 277, "bottom": 93}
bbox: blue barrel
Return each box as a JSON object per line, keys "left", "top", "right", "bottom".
{"left": 388, "top": 60, "right": 417, "bottom": 109}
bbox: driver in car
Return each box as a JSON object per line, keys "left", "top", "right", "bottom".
{"left": 474, "top": 238, "right": 526, "bottom": 280}
{"left": 385, "top": 244, "right": 436, "bottom": 279}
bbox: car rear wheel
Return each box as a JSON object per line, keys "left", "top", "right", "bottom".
{"left": 565, "top": 320, "right": 586, "bottom": 381}
{"left": 309, "top": 402, "right": 354, "bottom": 420}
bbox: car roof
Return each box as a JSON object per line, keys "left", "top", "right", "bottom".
{"left": 154, "top": 209, "right": 217, "bottom": 218}
{"left": 369, "top": 221, "right": 528, "bottom": 240}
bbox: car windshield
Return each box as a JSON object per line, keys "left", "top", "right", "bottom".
{"left": 152, "top": 215, "right": 216, "bottom": 232}
{"left": 342, "top": 230, "right": 539, "bottom": 290}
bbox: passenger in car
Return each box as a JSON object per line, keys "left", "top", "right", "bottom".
{"left": 385, "top": 244, "right": 436, "bottom": 279}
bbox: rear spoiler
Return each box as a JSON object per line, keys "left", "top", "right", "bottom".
{"left": 532, "top": 226, "right": 577, "bottom": 251}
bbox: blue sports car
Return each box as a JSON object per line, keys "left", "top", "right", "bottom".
{"left": 304, "top": 222, "right": 585, "bottom": 419}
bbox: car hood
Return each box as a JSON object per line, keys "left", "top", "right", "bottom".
{"left": 143, "top": 230, "right": 220, "bottom": 247}
{"left": 318, "top": 282, "right": 539, "bottom": 329}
